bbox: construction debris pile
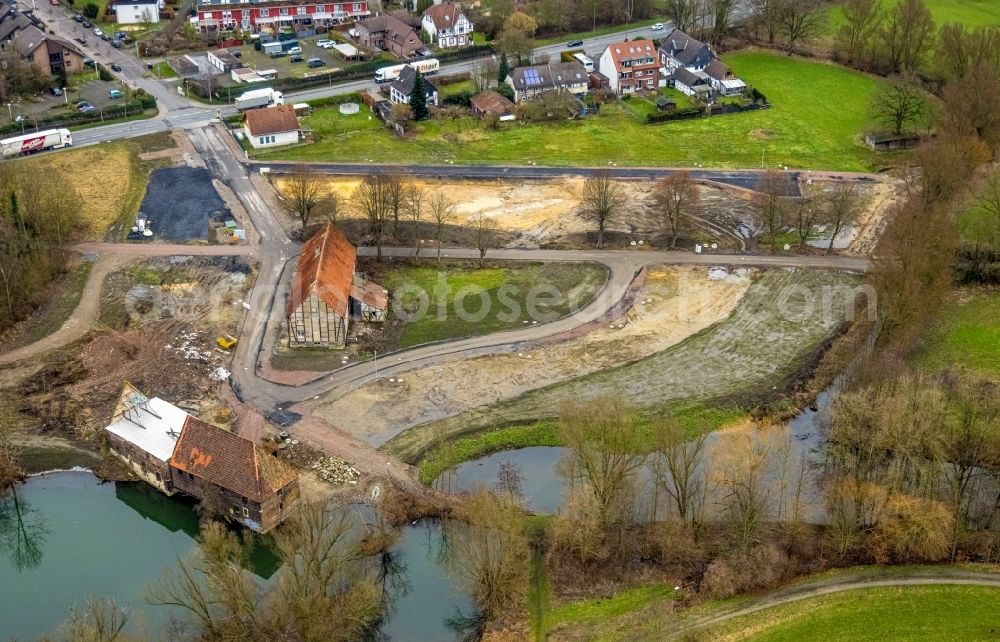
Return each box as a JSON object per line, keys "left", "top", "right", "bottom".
{"left": 311, "top": 457, "right": 360, "bottom": 486}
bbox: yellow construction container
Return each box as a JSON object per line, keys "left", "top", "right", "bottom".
{"left": 216, "top": 334, "right": 238, "bottom": 350}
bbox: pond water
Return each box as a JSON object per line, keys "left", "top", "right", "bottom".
{"left": 437, "top": 389, "right": 834, "bottom": 518}
{"left": 0, "top": 473, "right": 473, "bottom": 642}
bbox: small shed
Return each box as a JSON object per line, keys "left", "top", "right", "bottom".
{"left": 470, "top": 90, "right": 516, "bottom": 121}
{"left": 655, "top": 96, "right": 676, "bottom": 111}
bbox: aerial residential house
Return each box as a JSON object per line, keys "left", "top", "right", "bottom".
{"left": 470, "top": 90, "right": 515, "bottom": 121}
{"left": 169, "top": 415, "right": 300, "bottom": 533}
{"left": 243, "top": 104, "right": 300, "bottom": 149}
{"left": 674, "top": 67, "right": 713, "bottom": 100}
{"left": 421, "top": 2, "right": 473, "bottom": 48}
{"left": 103, "top": 383, "right": 188, "bottom": 496}
{"left": 112, "top": 0, "right": 162, "bottom": 24}
{"left": 0, "top": 4, "right": 40, "bottom": 46}
{"left": 285, "top": 222, "right": 387, "bottom": 347}
{"left": 11, "top": 26, "right": 83, "bottom": 76}
{"left": 356, "top": 12, "right": 421, "bottom": 58}
{"left": 194, "top": 0, "right": 369, "bottom": 32}
{"left": 207, "top": 48, "right": 241, "bottom": 72}
{"left": 598, "top": 39, "right": 659, "bottom": 95}
{"left": 704, "top": 59, "right": 746, "bottom": 96}
{"left": 505, "top": 61, "right": 588, "bottom": 102}
{"left": 389, "top": 65, "right": 438, "bottom": 106}
{"left": 658, "top": 29, "right": 713, "bottom": 72}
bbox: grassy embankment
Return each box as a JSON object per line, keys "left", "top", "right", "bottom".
{"left": 415, "top": 402, "right": 745, "bottom": 484}
{"left": 261, "top": 51, "right": 884, "bottom": 171}
{"left": 386, "top": 268, "right": 861, "bottom": 465}
{"left": 826, "top": 0, "right": 1000, "bottom": 37}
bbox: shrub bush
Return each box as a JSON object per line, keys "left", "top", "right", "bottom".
{"left": 443, "top": 89, "right": 473, "bottom": 107}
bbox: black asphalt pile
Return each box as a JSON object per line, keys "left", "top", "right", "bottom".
{"left": 139, "top": 167, "right": 231, "bottom": 241}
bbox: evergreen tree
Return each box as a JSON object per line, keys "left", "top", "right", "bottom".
{"left": 409, "top": 72, "right": 429, "bottom": 121}
{"left": 497, "top": 53, "right": 510, "bottom": 86}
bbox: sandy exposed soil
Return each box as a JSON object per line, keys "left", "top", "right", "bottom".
{"left": 307, "top": 266, "right": 752, "bottom": 445}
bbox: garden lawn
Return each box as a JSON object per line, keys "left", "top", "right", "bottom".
{"left": 692, "top": 585, "right": 1000, "bottom": 642}
{"left": 259, "top": 51, "right": 883, "bottom": 171}
{"left": 382, "top": 261, "right": 607, "bottom": 348}
{"left": 918, "top": 289, "right": 1000, "bottom": 376}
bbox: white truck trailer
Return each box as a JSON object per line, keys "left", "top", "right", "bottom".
{"left": 374, "top": 58, "right": 440, "bottom": 83}
{"left": 0, "top": 128, "right": 72, "bottom": 158}
{"left": 234, "top": 87, "right": 285, "bottom": 111}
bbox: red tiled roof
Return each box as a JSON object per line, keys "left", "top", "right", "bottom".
{"left": 605, "top": 39, "right": 657, "bottom": 71}
{"left": 286, "top": 222, "right": 357, "bottom": 318}
{"left": 470, "top": 90, "right": 514, "bottom": 115}
{"left": 350, "top": 277, "right": 388, "bottom": 310}
{"left": 244, "top": 104, "right": 299, "bottom": 137}
{"left": 169, "top": 416, "right": 298, "bottom": 502}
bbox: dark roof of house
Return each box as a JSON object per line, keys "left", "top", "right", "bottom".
{"left": 422, "top": 2, "right": 465, "bottom": 30}
{"left": 113, "top": 0, "right": 158, "bottom": 6}
{"left": 387, "top": 8, "right": 419, "bottom": 28}
{"left": 0, "top": 8, "right": 34, "bottom": 43}
{"left": 244, "top": 104, "right": 299, "bottom": 137}
{"left": 704, "top": 59, "right": 731, "bottom": 80}
{"left": 391, "top": 64, "right": 438, "bottom": 97}
{"left": 508, "top": 62, "right": 588, "bottom": 92}
{"left": 359, "top": 13, "right": 418, "bottom": 45}
{"left": 286, "top": 222, "right": 356, "bottom": 318}
{"left": 470, "top": 89, "right": 514, "bottom": 115}
{"left": 11, "top": 24, "right": 44, "bottom": 54}
{"left": 661, "top": 29, "right": 713, "bottom": 66}
{"left": 675, "top": 67, "right": 710, "bottom": 88}
{"left": 169, "top": 416, "right": 299, "bottom": 503}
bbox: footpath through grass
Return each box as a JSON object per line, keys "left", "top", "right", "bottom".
{"left": 261, "top": 51, "right": 883, "bottom": 171}
{"left": 377, "top": 261, "right": 607, "bottom": 349}
{"left": 0, "top": 261, "right": 92, "bottom": 353}
{"left": 692, "top": 584, "right": 1000, "bottom": 642}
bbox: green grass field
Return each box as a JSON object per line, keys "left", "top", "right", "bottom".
{"left": 692, "top": 585, "right": 1000, "bottom": 642}
{"left": 918, "top": 289, "right": 1000, "bottom": 376}
{"left": 380, "top": 261, "right": 607, "bottom": 348}
{"left": 828, "top": 0, "right": 1000, "bottom": 36}
{"left": 262, "top": 51, "right": 883, "bottom": 171}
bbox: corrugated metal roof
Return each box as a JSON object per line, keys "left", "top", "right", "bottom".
{"left": 105, "top": 393, "right": 188, "bottom": 462}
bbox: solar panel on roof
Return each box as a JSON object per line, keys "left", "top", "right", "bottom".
{"left": 523, "top": 68, "right": 542, "bottom": 86}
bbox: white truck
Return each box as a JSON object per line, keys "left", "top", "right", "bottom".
{"left": 374, "top": 58, "right": 440, "bottom": 83}
{"left": 0, "top": 128, "right": 72, "bottom": 158}
{"left": 234, "top": 88, "right": 285, "bottom": 111}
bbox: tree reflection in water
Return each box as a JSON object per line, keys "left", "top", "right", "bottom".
{"left": 0, "top": 488, "right": 50, "bottom": 571}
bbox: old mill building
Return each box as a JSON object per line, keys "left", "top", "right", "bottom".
{"left": 285, "top": 222, "right": 388, "bottom": 347}
{"left": 104, "top": 383, "right": 300, "bottom": 533}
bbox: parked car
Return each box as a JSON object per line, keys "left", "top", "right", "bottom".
{"left": 14, "top": 115, "right": 28, "bottom": 122}
{"left": 316, "top": 39, "right": 335, "bottom": 48}
{"left": 81, "top": 18, "right": 91, "bottom": 27}
{"left": 77, "top": 102, "right": 95, "bottom": 113}
{"left": 307, "top": 57, "right": 326, "bottom": 68}
{"left": 270, "top": 50, "right": 287, "bottom": 58}
{"left": 110, "top": 39, "right": 121, "bottom": 48}
{"left": 290, "top": 54, "right": 303, "bottom": 63}
{"left": 651, "top": 22, "right": 665, "bottom": 30}
{"left": 75, "top": 36, "right": 87, "bottom": 45}
{"left": 115, "top": 31, "right": 126, "bottom": 39}
{"left": 83, "top": 58, "right": 96, "bottom": 67}
{"left": 108, "top": 89, "right": 123, "bottom": 99}
{"left": 49, "top": 87, "right": 63, "bottom": 96}
{"left": 567, "top": 39, "right": 583, "bottom": 47}
{"left": 73, "top": 14, "right": 82, "bottom": 22}
{"left": 110, "top": 63, "right": 122, "bottom": 72}
{"left": 288, "top": 46, "right": 302, "bottom": 55}
{"left": 93, "top": 28, "right": 103, "bottom": 36}
{"left": 76, "top": 100, "right": 89, "bottom": 108}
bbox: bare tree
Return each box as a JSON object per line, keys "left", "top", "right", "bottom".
{"left": 880, "top": 0, "right": 934, "bottom": 73}
{"left": 353, "top": 174, "right": 390, "bottom": 260}
{"left": 278, "top": 165, "right": 331, "bottom": 231}
{"left": 0, "top": 400, "right": 24, "bottom": 493}
{"left": 941, "top": 60, "right": 1000, "bottom": 152}
{"left": 778, "top": 0, "right": 826, "bottom": 52}
{"left": 791, "top": 190, "right": 821, "bottom": 249}
{"left": 753, "top": 170, "right": 788, "bottom": 251}
{"left": 383, "top": 169, "right": 408, "bottom": 242}
{"left": 749, "top": 0, "right": 784, "bottom": 44}
{"left": 56, "top": 599, "right": 133, "bottom": 642}
{"left": 471, "top": 58, "right": 497, "bottom": 92}
{"left": 837, "top": 0, "right": 882, "bottom": 64}
{"left": 388, "top": 103, "right": 413, "bottom": 131}
{"left": 406, "top": 185, "right": 425, "bottom": 255}
{"left": 472, "top": 212, "right": 499, "bottom": 266}
{"left": 825, "top": 183, "right": 860, "bottom": 252}
{"left": 428, "top": 191, "right": 455, "bottom": 262}
{"left": 871, "top": 76, "right": 926, "bottom": 136}
{"left": 580, "top": 171, "right": 626, "bottom": 249}
{"left": 654, "top": 418, "right": 709, "bottom": 530}
{"left": 650, "top": 171, "right": 698, "bottom": 249}
{"left": 709, "top": 0, "right": 738, "bottom": 41}
{"left": 665, "top": 0, "right": 706, "bottom": 33}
